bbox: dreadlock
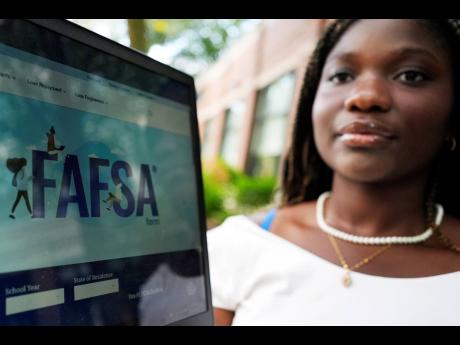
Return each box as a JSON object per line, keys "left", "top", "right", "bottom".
{"left": 281, "top": 19, "right": 460, "bottom": 221}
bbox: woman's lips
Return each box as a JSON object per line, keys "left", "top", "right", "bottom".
{"left": 335, "top": 121, "right": 397, "bottom": 149}
{"left": 337, "top": 132, "right": 395, "bottom": 149}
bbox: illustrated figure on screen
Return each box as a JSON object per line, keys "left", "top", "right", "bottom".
{"left": 103, "top": 182, "right": 123, "bottom": 211}
{"left": 46, "top": 125, "right": 66, "bottom": 154}
{"left": 6, "top": 157, "right": 33, "bottom": 219}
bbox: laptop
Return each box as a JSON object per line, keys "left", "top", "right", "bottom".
{"left": 0, "top": 19, "right": 213, "bottom": 325}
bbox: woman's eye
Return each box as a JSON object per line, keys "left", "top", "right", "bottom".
{"left": 396, "top": 70, "right": 429, "bottom": 84}
{"left": 328, "top": 72, "right": 354, "bottom": 84}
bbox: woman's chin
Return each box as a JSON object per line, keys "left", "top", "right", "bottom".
{"left": 334, "top": 158, "right": 398, "bottom": 183}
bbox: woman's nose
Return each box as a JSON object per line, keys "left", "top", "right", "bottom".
{"left": 344, "top": 78, "right": 392, "bottom": 113}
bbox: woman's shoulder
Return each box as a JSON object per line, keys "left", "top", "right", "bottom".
{"left": 209, "top": 201, "right": 318, "bottom": 236}
{"left": 206, "top": 215, "right": 269, "bottom": 248}
{"left": 269, "top": 200, "right": 318, "bottom": 237}
{"left": 206, "top": 211, "right": 313, "bottom": 259}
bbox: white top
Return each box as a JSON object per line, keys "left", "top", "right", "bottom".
{"left": 206, "top": 215, "right": 460, "bottom": 326}
{"left": 15, "top": 168, "right": 32, "bottom": 191}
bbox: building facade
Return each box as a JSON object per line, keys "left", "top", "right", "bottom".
{"left": 197, "top": 19, "right": 331, "bottom": 179}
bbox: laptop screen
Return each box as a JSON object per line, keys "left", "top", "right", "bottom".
{"left": 0, "top": 19, "right": 212, "bottom": 325}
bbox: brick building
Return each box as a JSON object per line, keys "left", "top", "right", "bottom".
{"left": 197, "top": 19, "right": 331, "bottom": 179}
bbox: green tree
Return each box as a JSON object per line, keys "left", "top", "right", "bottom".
{"left": 127, "top": 19, "right": 260, "bottom": 75}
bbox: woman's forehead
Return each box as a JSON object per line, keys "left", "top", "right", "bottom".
{"left": 327, "top": 19, "right": 451, "bottom": 65}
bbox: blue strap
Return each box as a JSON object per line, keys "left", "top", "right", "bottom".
{"left": 260, "top": 208, "right": 277, "bottom": 231}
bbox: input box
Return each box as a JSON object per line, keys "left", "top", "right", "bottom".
{"left": 74, "top": 278, "right": 119, "bottom": 301}
{"left": 6, "top": 288, "right": 65, "bottom": 316}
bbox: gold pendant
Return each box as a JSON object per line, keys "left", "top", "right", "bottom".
{"left": 342, "top": 271, "right": 351, "bottom": 287}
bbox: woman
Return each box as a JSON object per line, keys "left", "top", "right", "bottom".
{"left": 207, "top": 19, "right": 460, "bottom": 325}
{"left": 9, "top": 158, "right": 33, "bottom": 219}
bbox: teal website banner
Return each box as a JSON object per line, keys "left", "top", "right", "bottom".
{"left": 0, "top": 92, "right": 201, "bottom": 275}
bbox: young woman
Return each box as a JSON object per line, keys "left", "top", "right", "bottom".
{"left": 207, "top": 19, "right": 460, "bottom": 326}
{"left": 9, "top": 158, "right": 33, "bottom": 219}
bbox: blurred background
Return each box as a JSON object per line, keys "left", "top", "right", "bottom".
{"left": 69, "top": 19, "right": 333, "bottom": 228}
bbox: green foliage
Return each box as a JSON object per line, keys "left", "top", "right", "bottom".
{"left": 172, "top": 20, "right": 239, "bottom": 63}
{"left": 202, "top": 159, "right": 277, "bottom": 228}
{"left": 146, "top": 19, "right": 197, "bottom": 45}
{"left": 128, "top": 19, "right": 260, "bottom": 75}
{"left": 234, "top": 175, "right": 277, "bottom": 207}
{"left": 202, "top": 172, "right": 224, "bottom": 216}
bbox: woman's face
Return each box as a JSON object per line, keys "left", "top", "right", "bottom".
{"left": 312, "top": 20, "right": 454, "bottom": 183}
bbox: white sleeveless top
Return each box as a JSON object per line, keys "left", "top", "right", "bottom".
{"left": 206, "top": 215, "right": 460, "bottom": 326}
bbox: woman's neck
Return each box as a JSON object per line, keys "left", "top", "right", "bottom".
{"left": 325, "top": 173, "right": 430, "bottom": 237}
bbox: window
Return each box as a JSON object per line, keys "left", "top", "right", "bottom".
{"left": 247, "top": 72, "right": 296, "bottom": 177}
{"left": 219, "top": 100, "right": 246, "bottom": 168}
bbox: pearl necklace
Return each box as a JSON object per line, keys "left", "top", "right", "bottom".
{"left": 316, "top": 191, "right": 444, "bottom": 245}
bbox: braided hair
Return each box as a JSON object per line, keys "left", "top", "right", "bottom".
{"left": 281, "top": 19, "right": 460, "bottom": 220}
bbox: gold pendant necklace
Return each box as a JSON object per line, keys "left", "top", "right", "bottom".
{"left": 327, "top": 234, "right": 392, "bottom": 287}
{"left": 342, "top": 269, "right": 352, "bottom": 287}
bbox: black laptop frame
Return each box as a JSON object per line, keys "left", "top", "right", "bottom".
{"left": 1, "top": 19, "right": 213, "bottom": 326}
